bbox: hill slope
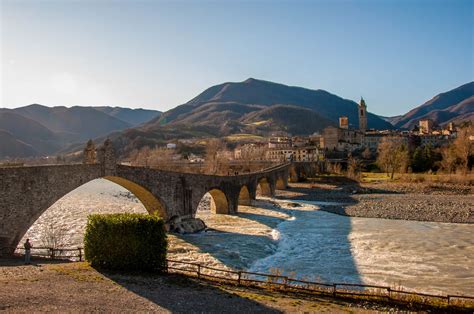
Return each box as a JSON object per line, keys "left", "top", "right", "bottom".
{"left": 0, "top": 105, "right": 161, "bottom": 158}
{"left": 153, "top": 78, "right": 392, "bottom": 131}
{"left": 0, "top": 130, "right": 40, "bottom": 158}
{"left": 392, "top": 82, "right": 474, "bottom": 129}
{"left": 0, "top": 111, "right": 63, "bottom": 155}
{"left": 240, "top": 104, "right": 334, "bottom": 135}
{"left": 12, "top": 104, "right": 133, "bottom": 141}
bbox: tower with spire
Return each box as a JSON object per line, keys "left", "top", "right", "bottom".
{"left": 358, "top": 97, "right": 367, "bottom": 132}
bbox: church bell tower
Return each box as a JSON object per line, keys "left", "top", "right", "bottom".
{"left": 358, "top": 97, "right": 367, "bottom": 132}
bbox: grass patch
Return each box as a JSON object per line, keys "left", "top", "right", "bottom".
{"left": 51, "top": 262, "right": 105, "bottom": 282}
{"left": 360, "top": 172, "right": 474, "bottom": 184}
{"left": 246, "top": 120, "right": 269, "bottom": 126}
{"left": 225, "top": 134, "right": 265, "bottom": 142}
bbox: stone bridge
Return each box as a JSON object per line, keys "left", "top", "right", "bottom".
{"left": 0, "top": 140, "right": 291, "bottom": 252}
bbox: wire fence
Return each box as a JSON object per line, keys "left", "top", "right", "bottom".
{"left": 1, "top": 247, "right": 473, "bottom": 309}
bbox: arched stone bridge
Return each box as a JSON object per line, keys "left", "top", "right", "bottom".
{"left": 0, "top": 141, "right": 291, "bottom": 252}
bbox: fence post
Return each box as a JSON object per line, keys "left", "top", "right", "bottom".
{"left": 237, "top": 271, "right": 241, "bottom": 286}
{"left": 78, "top": 248, "right": 83, "bottom": 261}
{"left": 197, "top": 264, "right": 201, "bottom": 279}
{"left": 333, "top": 284, "right": 337, "bottom": 297}
{"left": 50, "top": 248, "right": 55, "bottom": 260}
{"left": 387, "top": 287, "right": 391, "bottom": 300}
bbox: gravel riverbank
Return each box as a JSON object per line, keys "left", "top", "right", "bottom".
{"left": 323, "top": 194, "right": 473, "bottom": 223}
{"left": 278, "top": 179, "right": 474, "bottom": 224}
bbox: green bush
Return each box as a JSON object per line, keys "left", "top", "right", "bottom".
{"left": 84, "top": 213, "right": 167, "bottom": 272}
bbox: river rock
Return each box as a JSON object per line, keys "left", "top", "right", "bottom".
{"left": 169, "top": 217, "right": 207, "bottom": 234}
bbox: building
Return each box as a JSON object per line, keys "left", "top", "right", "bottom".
{"left": 265, "top": 148, "right": 294, "bottom": 162}
{"left": 358, "top": 97, "right": 368, "bottom": 132}
{"left": 268, "top": 137, "right": 292, "bottom": 149}
{"left": 321, "top": 126, "right": 363, "bottom": 151}
{"left": 234, "top": 143, "right": 267, "bottom": 160}
{"left": 419, "top": 134, "right": 450, "bottom": 147}
{"left": 419, "top": 119, "right": 433, "bottom": 134}
{"left": 339, "top": 116, "right": 349, "bottom": 129}
{"left": 293, "top": 146, "right": 321, "bottom": 161}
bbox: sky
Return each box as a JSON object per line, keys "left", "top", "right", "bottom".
{"left": 0, "top": 0, "right": 472, "bottom": 116}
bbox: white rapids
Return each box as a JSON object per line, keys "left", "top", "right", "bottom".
{"left": 21, "top": 179, "right": 474, "bottom": 296}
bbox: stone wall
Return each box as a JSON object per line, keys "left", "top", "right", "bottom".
{"left": 0, "top": 164, "right": 102, "bottom": 252}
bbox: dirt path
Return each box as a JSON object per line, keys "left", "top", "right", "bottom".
{"left": 0, "top": 259, "right": 405, "bottom": 313}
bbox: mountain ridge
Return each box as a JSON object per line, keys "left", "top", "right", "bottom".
{"left": 153, "top": 78, "right": 393, "bottom": 131}
{"left": 0, "top": 104, "right": 161, "bottom": 158}
{"left": 392, "top": 82, "right": 474, "bottom": 129}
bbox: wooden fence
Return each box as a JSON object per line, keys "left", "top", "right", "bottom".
{"left": 1, "top": 247, "right": 473, "bottom": 309}
{"left": 1, "top": 246, "right": 84, "bottom": 261}
{"left": 165, "top": 259, "right": 474, "bottom": 308}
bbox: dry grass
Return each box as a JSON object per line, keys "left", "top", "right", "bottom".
{"left": 361, "top": 172, "right": 474, "bottom": 185}
{"left": 225, "top": 134, "right": 265, "bottom": 142}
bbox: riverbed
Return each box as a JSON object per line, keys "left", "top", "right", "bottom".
{"left": 21, "top": 179, "right": 474, "bottom": 296}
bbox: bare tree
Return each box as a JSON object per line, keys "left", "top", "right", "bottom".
{"left": 377, "top": 137, "right": 409, "bottom": 179}
{"left": 362, "top": 147, "right": 372, "bottom": 160}
{"left": 347, "top": 153, "right": 362, "bottom": 180}
{"left": 41, "top": 221, "right": 68, "bottom": 249}
{"left": 439, "top": 145, "right": 457, "bottom": 174}
{"left": 204, "top": 139, "right": 225, "bottom": 174}
{"left": 452, "top": 125, "right": 473, "bottom": 173}
{"left": 148, "top": 147, "right": 176, "bottom": 167}
{"left": 131, "top": 146, "right": 152, "bottom": 166}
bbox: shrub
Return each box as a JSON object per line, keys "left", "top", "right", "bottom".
{"left": 84, "top": 213, "right": 167, "bottom": 272}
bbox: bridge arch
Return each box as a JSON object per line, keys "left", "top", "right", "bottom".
{"left": 207, "top": 188, "right": 230, "bottom": 214}
{"left": 4, "top": 174, "right": 168, "bottom": 252}
{"left": 103, "top": 176, "right": 168, "bottom": 220}
{"left": 257, "top": 177, "right": 272, "bottom": 197}
{"left": 238, "top": 185, "right": 252, "bottom": 206}
{"left": 276, "top": 177, "right": 287, "bottom": 190}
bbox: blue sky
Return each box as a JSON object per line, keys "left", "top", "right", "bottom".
{"left": 1, "top": 0, "right": 472, "bottom": 116}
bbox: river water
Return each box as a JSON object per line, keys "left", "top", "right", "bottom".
{"left": 22, "top": 179, "right": 474, "bottom": 296}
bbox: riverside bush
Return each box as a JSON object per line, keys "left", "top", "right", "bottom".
{"left": 84, "top": 213, "right": 167, "bottom": 271}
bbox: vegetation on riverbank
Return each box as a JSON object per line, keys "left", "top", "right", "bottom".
{"left": 84, "top": 213, "right": 167, "bottom": 271}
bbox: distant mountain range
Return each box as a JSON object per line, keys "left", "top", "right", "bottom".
{"left": 95, "top": 78, "right": 393, "bottom": 156}
{"left": 391, "top": 82, "right": 474, "bottom": 129}
{"left": 0, "top": 105, "right": 161, "bottom": 158}
{"left": 2, "top": 79, "right": 473, "bottom": 159}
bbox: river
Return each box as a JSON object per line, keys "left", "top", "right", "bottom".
{"left": 21, "top": 179, "right": 474, "bottom": 296}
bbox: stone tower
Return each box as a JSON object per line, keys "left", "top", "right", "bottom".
{"left": 83, "top": 139, "right": 97, "bottom": 164}
{"left": 97, "top": 139, "right": 117, "bottom": 176}
{"left": 358, "top": 97, "right": 367, "bottom": 132}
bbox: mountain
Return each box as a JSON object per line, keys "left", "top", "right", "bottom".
{"left": 392, "top": 82, "right": 474, "bottom": 129}
{"left": 0, "top": 104, "right": 161, "bottom": 158}
{"left": 154, "top": 78, "right": 392, "bottom": 130}
{"left": 240, "top": 104, "right": 334, "bottom": 135}
{"left": 0, "top": 111, "right": 63, "bottom": 154}
{"left": 94, "top": 107, "right": 161, "bottom": 126}
{"left": 94, "top": 78, "right": 392, "bottom": 156}
{"left": 0, "top": 130, "right": 39, "bottom": 158}
{"left": 12, "top": 104, "right": 133, "bottom": 141}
